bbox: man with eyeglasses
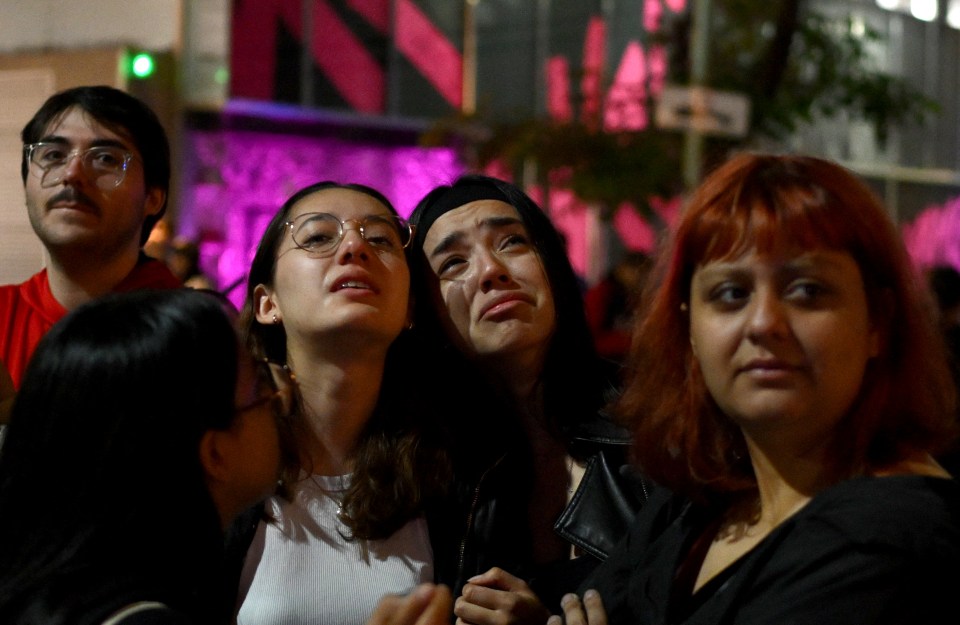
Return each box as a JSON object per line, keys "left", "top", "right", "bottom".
{"left": 0, "top": 86, "right": 181, "bottom": 396}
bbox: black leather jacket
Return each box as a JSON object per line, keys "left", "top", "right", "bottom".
{"left": 428, "top": 412, "right": 652, "bottom": 612}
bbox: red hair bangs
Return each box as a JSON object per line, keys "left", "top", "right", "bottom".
{"left": 679, "top": 158, "right": 867, "bottom": 274}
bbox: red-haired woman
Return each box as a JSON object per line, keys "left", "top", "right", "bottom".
{"left": 556, "top": 153, "right": 960, "bottom": 625}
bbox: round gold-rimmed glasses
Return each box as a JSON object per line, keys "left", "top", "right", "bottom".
{"left": 284, "top": 212, "right": 414, "bottom": 257}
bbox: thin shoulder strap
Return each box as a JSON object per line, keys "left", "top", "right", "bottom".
{"left": 100, "top": 601, "right": 169, "bottom": 625}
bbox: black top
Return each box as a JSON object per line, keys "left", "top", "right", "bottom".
{"left": 582, "top": 475, "right": 960, "bottom": 625}
{"left": 428, "top": 411, "right": 652, "bottom": 612}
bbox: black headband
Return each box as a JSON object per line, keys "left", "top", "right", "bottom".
{"left": 414, "top": 182, "right": 511, "bottom": 245}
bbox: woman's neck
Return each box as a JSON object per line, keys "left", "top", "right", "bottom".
{"left": 481, "top": 347, "right": 548, "bottom": 414}
{"left": 741, "top": 432, "right": 836, "bottom": 530}
{"left": 286, "top": 343, "right": 386, "bottom": 476}
{"left": 488, "top": 366, "right": 550, "bottom": 446}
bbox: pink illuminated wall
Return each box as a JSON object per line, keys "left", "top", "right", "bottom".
{"left": 903, "top": 196, "right": 960, "bottom": 272}
{"left": 211, "top": 0, "right": 697, "bottom": 298}
{"left": 177, "top": 115, "right": 463, "bottom": 307}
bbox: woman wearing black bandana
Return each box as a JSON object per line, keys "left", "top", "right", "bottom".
{"left": 407, "top": 175, "right": 652, "bottom": 625}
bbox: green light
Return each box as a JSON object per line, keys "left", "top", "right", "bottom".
{"left": 131, "top": 53, "right": 155, "bottom": 78}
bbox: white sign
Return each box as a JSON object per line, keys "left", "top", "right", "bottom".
{"left": 655, "top": 85, "right": 751, "bottom": 138}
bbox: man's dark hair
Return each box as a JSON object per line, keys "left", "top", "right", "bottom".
{"left": 20, "top": 85, "right": 171, "bottom": 246}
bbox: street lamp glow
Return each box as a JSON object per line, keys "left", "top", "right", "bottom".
{"left": 911, "top": 0, "right": 938, "bottom": 21}
{"left": 948, "top": 0, "right": 960, "bottom": 28}
{"left": 131, "top": 53, "right": 155, "bottom": 78}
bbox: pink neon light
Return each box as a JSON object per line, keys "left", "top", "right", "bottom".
{"left": 581, "top": 16, "right": 606, "bottom": 126}
{"left": 547, "top": 55, "right": 573, "bottom": 123}
{"left": 613, "top": 196, "right": 682, "bottom": 254}
{"left": 645, "top": 0, "right": 688, "bottom": 33}
{"left": 647, "top": 44, "right": 667, "bottom": 97}
{"left": 544, "top": 186, "right": 590, "bottom": 278}
{"left": 613, "top": 202, "right": 656, "bottom": 252}
{"left": 903, "top": 195, "right": 960, "bottom": 270}
{"left": 666, "top": 0, "right": 687, "bottom": 12}
{"left": 181, "top": 127, "right": 463, "bottom": 308}
{"left": 230, "top": 0, "right": 301, "bottom": 99}
{"left": 346, "top": 0, "right": 389, "bottom": 31}
{"left": 312, "top": 0, "right": 385, "bottom": 112}
{"left": 347, "top": 0, "right": 461, "bottom": 108}
{"left": 395, "top": 0, "right": 462, "bottom": 108}
{"left": 644, "top": 0, "right": 663, "bottom": 32}
{"left": 604, "top": 41, "right": 648, "bottom": 132}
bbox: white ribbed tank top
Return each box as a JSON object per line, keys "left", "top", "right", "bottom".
{"left": 235, "top": 474, "right": 434, "bottom": 625}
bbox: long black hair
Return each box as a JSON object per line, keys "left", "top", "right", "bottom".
{"left": 408, "top": 174, "right": 611, "bottom": 455}
{"left": 0, "top": 289, "right": 239, "bottom": 625}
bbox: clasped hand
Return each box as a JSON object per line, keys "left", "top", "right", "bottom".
{"left": 546, "top": 590, "right": 607, "bottom": 625}
{"left": 454, "top": 567, "right": 552, "bottom": 625}
{"left": 368, "top": 583, "right": 453, "bottom": 625}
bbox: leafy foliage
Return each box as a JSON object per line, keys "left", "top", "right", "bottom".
{"left": 691, "top": 1, "right": 939, "bottom": 144}
{"left": 424, "top": 1, "right": 938, "bottom": 219}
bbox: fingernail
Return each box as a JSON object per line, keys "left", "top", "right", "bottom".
{"left": 560, "top": 593, "right": 578, "bottom": 607}
{"left": 412, "top": 584, "right": 435, "bottom": 600}
{"left": 584, "top": 589, "right": 599, "bottom": 601}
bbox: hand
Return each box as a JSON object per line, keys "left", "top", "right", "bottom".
{"left": 454, "top": 567, "right": 551, "bottom": 625}
{"left": 547, "top": 590, "right": 607, "bottom": 625}
{"left": 367, "top": 583, "right": 453, "bottom": 625}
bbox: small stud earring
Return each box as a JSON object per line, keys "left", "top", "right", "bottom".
{"left": 272, "top": 314, "right": 279, "bottom": 324}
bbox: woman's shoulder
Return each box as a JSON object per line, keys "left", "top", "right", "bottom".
{"left": 811, "top": 474, "right": 960, "bottom": 512}
{"left": 718, "top": 477, "right": 960, "bottom": 625}
{"left": 797, "top": 475, "right": 960, "bottom": 550}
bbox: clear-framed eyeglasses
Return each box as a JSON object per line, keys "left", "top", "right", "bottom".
{"left": 23, "top": 141, "right": 135, "bottom": 190}
{"left": 284, "top": 212, "right": 414, "bottom": 256}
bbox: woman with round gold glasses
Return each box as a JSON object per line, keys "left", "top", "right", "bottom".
{"left": 232, "top": 182, "right": 451, "bottom": 625}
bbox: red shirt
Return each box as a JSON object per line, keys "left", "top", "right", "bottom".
{"left": 0, "top": 257, "right": 181, "bottom": 388}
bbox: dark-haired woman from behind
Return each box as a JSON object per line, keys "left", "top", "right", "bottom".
{"left": 0, "top": 289, "right": 288, "bottom": 624}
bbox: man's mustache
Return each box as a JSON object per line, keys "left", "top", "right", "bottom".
{"left": 46, "top": 188, "right": 98, "bottom": 211}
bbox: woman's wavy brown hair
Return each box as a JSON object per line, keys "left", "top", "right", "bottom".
{"left": 618, "top": 153, "right": 957, "bottom": 503}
